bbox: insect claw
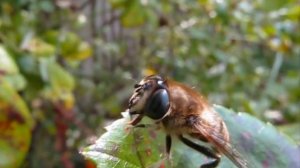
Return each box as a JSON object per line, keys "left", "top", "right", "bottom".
{"left": 164, "top": 153, "right": 173, "bottom": 167}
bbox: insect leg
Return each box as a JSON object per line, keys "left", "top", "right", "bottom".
{"left": 166, "top": 135, "right": 172, "bottom": 156}
{"left": 132, "top": 124, "right": 152, "bottom": 128}
{"left": 178, "top": 135, "right": 220, "bottom": 168}
{"left": 128, "top": 114, "right": 144, "bottom": 126}
{"left": 165, "top": 135, "right": 173, "bottom": 167}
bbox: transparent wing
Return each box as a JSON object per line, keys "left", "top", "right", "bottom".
{"left": 194, "top": 111, "right": 249, "bottom": 168}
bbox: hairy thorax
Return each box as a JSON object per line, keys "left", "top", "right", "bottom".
{"left": 161, "top": 113, "right": 190, "bottom": 135}
{"left": 160, "top": 80, "right": 206, "bottom": 135}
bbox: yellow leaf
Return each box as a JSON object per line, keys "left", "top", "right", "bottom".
{"left": 25, "top": 38, "right": 56, "bottom": 57}
{"left": 64, "top": 42, "right": 92, "bottom": 61}
{"left": 143, "top": 68, "right": 156, "bottom": 76}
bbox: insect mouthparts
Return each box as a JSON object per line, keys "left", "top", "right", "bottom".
{"left": 128, "top": 101, "right": 133, "bottom": 109}
{"left": 134, "top": 84, "right": 141, "bottom": 88}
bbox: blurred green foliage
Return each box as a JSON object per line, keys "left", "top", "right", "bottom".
{"left": 0, "top": 0, "right": 299, "bottom": 167}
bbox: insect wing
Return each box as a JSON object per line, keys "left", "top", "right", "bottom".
{"left": 194, "top": 111, "right": 249, "bottom": 168}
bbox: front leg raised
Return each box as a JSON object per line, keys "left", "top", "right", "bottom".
{"left": 128, "top": 114, "right": 144, "bottom": 126}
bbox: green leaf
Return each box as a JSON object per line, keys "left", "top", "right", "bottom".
{"left": 286, "top": 5, "right": 300, "bottom": 20}
{"left": 82, "top": 112, "right": 165, "bottom": 168}
{"left": 59, "top": 32, "right": 81, "bottom": 58}
{"left": 47, "top": 61, "right": 75, "bottom": 92}
{"left": 25, "top": 38, "right": 56, "bottom": 57}
{"left": 0, "top": 79, "right": 34, "bottom": 168}
{"left": 40, "top": 61, "right": 75, "bottom": 108}
{"left": 43, "top": 31, "right": 92, "bottom": 60}
{"left": 0, "top": 45, "right": 19, "bottom": 74}
{"left": 259, "top": 0, "right": 292, "bottom": 11}
{"left": 82, "top": 105, "right": 300, "bottom": 168}
{"left": 108, "top": 0, "right": 127, "bottom": 9}
{"left": 3, "top": 73, "right": 27, "bottom": 91}
{"left": 0, "top": 45, "right": 27, "bottom": 90}
{"left": 216, "top": 105, "right": 299, "bottom": 168}
{"left": 63, "top": 41, "right": 92, "bottom": 61}
{"left": 121, "top": 1, "right": 147, "bottom": 27}
{"left": 278, "top": 123, "right": 300, "bottom": 144}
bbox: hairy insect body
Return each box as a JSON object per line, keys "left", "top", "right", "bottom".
{"left": 128, "top": 75, "right": 247, "bottom": 168}
{"left": 162, "top": 80, "right": 229, "bottom": 149}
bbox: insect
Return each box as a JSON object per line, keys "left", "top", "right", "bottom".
{"left": 128, "top": 75, "right": 248, "bottom": 168}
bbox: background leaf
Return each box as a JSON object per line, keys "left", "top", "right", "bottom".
{"left": 0, "top": 80, "right": 33, "bottom": 168}
{"left": 0, "top": 45, "right": 19, "bottom": 74}
{"left": 120, "top": 1, "right": 147, "bottom": 27}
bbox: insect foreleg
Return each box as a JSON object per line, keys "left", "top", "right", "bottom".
{"left": 166, "top": 135, "right": 172, "bottom": 156}
{"left": 128, "top": 114, "right": 144, "bottom": 126}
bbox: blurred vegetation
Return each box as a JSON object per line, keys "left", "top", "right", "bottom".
{"left": 0, "top": 0, "right": 299, "bottom": 167}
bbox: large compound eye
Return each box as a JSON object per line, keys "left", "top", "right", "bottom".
{"left": 145, "top": 89, "right": 170, "bottom": 120}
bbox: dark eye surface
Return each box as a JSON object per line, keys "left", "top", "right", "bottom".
{"left": 145, "top": 89, "right": 169, "bottom": 120}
